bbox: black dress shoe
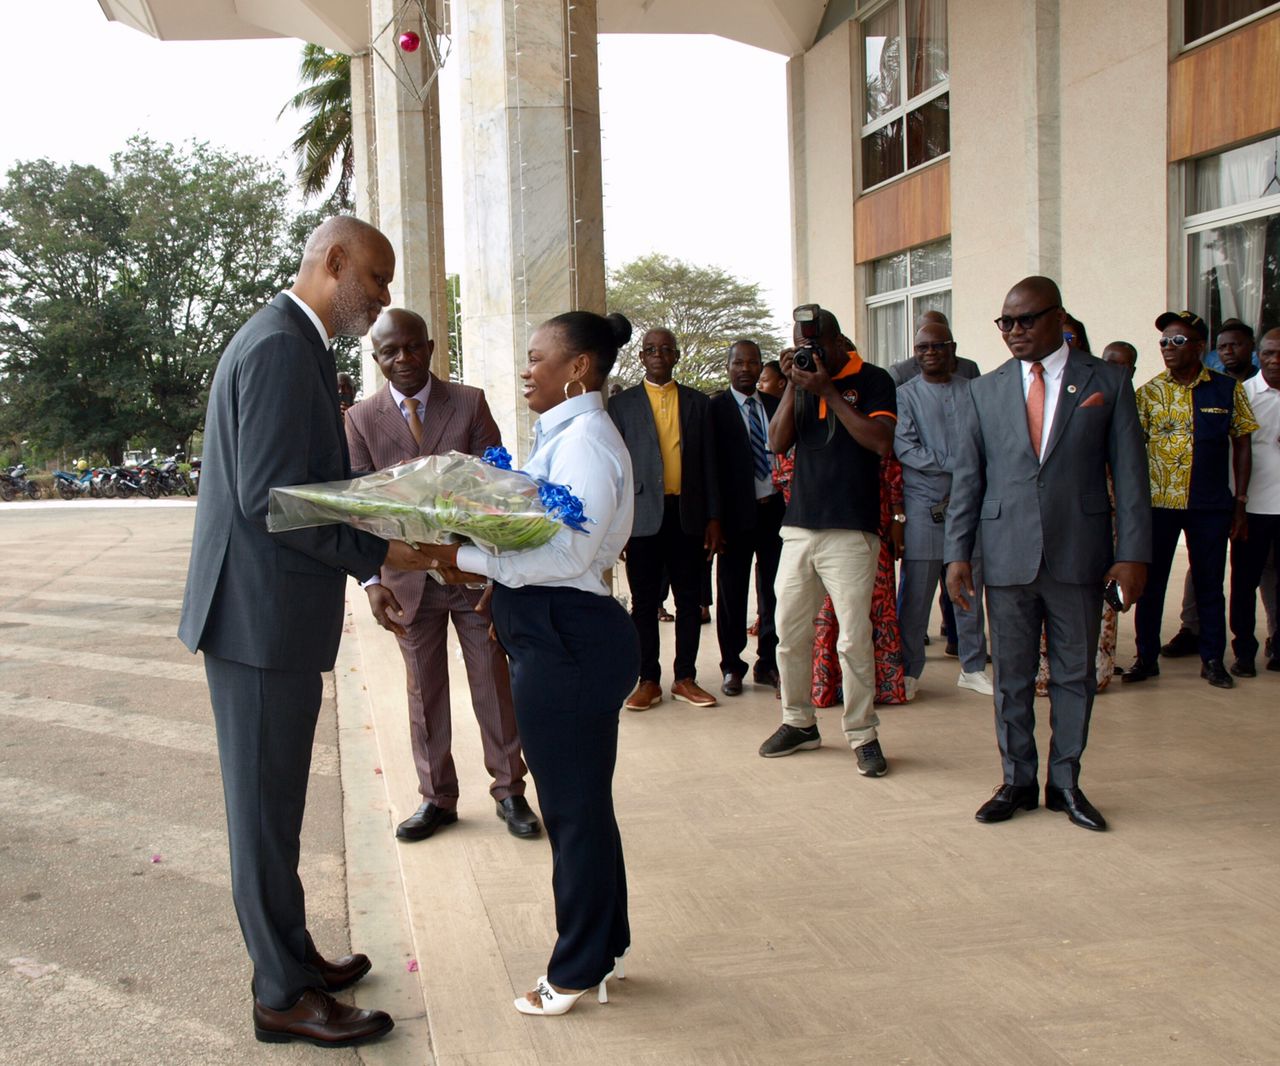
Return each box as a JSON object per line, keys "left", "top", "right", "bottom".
{"left": 752, "top": 667, "right": 780, "bottom": 689}
{"left": 1044, "top": 787, "right": 1107, "bottom": 831}
{"left": 305, "top": 933, "right": 371, "bottom": 992}
{"left": 254, "top": 989, "right": 394, "bottom": 1047}
{"left": 395, "top": 802, "right": 458, "bottom": 841}
{"left": 1201, "top": 659, "right": 1233, "bottom": 688}
{"left": 1160, "top": 627, "right": 1199, "bottom": 657}
{"left": 495, "top": 795, "right": 541, "bottom": 838}
{"left": 721, "top": 672, "right": 743, "bottom": 696}
{"left": 1230, "top": 658, "right": 1257, "bottom": 678}
{"left": 975, "top": 783, "right": 1039, "bottom": 823}
{"left": 1268, "top": 657, "right": 1280, "bottom": 672}
{"left": 1121, "top": 658, "right": 1160, "bottom": 683}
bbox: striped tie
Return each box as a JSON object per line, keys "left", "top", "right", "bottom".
{"left": 746, "top": 397, "right": 770, "bottom": 481}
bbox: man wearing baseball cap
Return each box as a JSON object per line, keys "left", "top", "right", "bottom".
{"left": 1124, "top": 310, "right": 1258, "bottom": 689}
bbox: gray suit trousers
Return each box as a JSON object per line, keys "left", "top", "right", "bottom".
{"left": 986, "top": 563, "right": 1103, "bottom": 789}
{"left": 205, "top": 653, "right": 324, "bottom": 1009}
{"left": 900, "top": 557, "right": 987, "bottom": 676}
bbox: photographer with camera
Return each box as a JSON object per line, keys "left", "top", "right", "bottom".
{"left": 895, "top": 320, "right": 991, "bottom": 699}
{"left": 757, "top": 306, "right": 897, "bottom": 776}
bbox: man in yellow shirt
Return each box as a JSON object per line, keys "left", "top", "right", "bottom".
{"left": 609, "top": 329, "right": 723, "bottom": 710}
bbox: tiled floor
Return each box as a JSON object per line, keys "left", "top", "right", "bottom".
{"left": 350, "top": 558, "right": 1280, "bottom": 1066}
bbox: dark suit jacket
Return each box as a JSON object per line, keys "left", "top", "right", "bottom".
{"left": 345, "top": 375, "right": 501, "bottom": 620}
{"left": 890, "top": 355, "right": 982, "bottom": 386}
{"left": 178, "top": 293, "right": 387, "bottom": 672}
{"left": 708, "top": 389, "right": 780, "bottom": 535}
{"left": 608, "top": 382, "right": 720, "bottom": 538}
{"left": 944, "top": 351, "right": 1151, "bottom": 587}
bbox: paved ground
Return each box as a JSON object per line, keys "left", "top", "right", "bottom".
{"left": 0, "top": 502, "right": 360, "bottom": 1065}
{"left": 3, "top": 502, "right": 1279, "bottom": 1066}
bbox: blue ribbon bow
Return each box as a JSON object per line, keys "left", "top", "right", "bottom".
{"left": 538, "top": 481, "right": 591, "bottom": 533}
{"left": 482, "top": 446, "right": 513, "bottom": 470}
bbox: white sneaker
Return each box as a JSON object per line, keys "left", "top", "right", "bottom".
{"left": 958, "top": 670, "right": 994, "bottom": 695}
{"left": 903, "top": 676, "right": 918, "bottom": 702}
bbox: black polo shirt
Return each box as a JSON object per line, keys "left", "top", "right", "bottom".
{"left": 784, "top": 353, "right": 897, "bottom": 533}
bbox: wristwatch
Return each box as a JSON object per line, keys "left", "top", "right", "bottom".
{"left": 892, "top": 512, "right": 907, "bottom": 523}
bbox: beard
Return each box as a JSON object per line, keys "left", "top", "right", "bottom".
{"left": 329, "top": 277, "right": 375, "bottom": 338}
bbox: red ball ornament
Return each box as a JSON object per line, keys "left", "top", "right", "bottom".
{"left": 398, "top": 31, "right": 421, "bottom": 53}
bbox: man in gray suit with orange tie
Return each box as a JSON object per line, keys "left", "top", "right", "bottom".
{"left": 345, "top": 308, "right": 538, "bottom": 843}
{"left": 945, "top": 276, "right": 1151, "bottom": 832}
{"left": 179, "top": 217, "right": 435, "bottom": 1046}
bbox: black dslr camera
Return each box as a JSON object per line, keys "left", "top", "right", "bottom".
{"left": 792, "top": 303, "right": 824, "bottom": 373}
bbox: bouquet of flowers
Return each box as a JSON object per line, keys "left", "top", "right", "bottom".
{"left": 267, "top": 448, "right": 588, "bottom": 555}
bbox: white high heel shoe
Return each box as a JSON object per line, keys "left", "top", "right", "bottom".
{"left": 513, "top": 974, "right": 611, "bottom": 1017}
{"left": 613, "top": 946, "right": 631, "bottom": 980}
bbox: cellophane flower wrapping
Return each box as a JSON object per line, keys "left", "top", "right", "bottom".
{"left": 267, "top": 451, "right": 561, "bottom": 555}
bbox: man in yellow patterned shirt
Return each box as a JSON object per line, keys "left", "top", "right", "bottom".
{"left": 1125, "top": 310, "right": 1258, "bottom": 689}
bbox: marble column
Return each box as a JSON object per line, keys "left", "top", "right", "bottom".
{"left": 455, "top": 0, "right": 605, "bottom": 460}
{"left": 368, "top": 0, "right": 451, "bottom": 381}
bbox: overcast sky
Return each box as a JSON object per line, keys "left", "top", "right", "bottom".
{"left": 0, "top": 1, "right": 793, "bottom": 328}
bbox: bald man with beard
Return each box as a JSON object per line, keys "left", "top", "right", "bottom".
{"left": 180, "top": 216, "right": 435, "bottom": 1047}
{"left": 945, "top": 276, "right": 1150, "bottom": 832}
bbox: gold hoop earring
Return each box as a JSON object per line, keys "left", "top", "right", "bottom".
{"left": 563, "top": 379, "right": 587, "bottom": 400}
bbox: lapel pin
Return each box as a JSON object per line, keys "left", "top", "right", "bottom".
{"left": 1067, "top": 385, "right": 1077, "bottom": 394}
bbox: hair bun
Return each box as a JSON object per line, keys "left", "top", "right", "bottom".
{"left": 606, "top": 312, "right": 632, "bottom": 347}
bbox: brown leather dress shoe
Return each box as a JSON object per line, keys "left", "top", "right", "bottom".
{"left": 253, "top": 988, "right": 394, "bottom": 1047}
{"left": 305, "top": 935, "right": 371, "bottom": 992}
{"left": 670, "top": 678, "right": 718, "bottom": 707}
{"left": 624, "top": 680, "right": 663, "bottom": 711}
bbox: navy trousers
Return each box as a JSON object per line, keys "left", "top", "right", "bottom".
{"left": 491, "top": 583, "right": 640, "bottom": 990}
{"left": 1230, "top": 512, "right": 1280, "bottom": 662}
{"left": 1136, "top": 507, "right": 1232, "bottom": 663}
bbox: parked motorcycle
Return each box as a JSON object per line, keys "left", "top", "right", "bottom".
{"left": 0, "top": 464, "right": 42, "bottom": 501}
{"left": 52, "top": 469, "right": 98, "bottom": 500}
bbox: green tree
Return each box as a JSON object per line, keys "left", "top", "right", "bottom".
{"left": 605, "top": 254, "right": 784, "bottom": 390}
{"left": 279, "top": 45, "right": 354, "bottom": 210}
{"left": 0, "top": 137, "right": 299, "bottom": 461}
{"left": 446, "top": 272, "right": 463, "bottom": 381}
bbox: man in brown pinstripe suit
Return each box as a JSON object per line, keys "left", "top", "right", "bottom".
{"left": 347, "top": 308, "right": 540, "bottom": 841}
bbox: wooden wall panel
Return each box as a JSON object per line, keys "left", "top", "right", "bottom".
{"left": 1169, "top": 11, "right": 1280, "bottom": 161}
{"left": 853, "top": 159, "right": 951, "bottom": 264}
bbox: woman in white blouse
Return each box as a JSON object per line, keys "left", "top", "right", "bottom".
{"left": 418, "top": 310, "right": 639, "bottom": 1016}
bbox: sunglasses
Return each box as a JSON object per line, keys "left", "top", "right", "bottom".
{"left": 914, "top": 342, "right": 955, "bottom": 355}
{"left": 1158, "top": 335, "right": 1199, "bottom": 349}
{"left": 994, "top": 305, "right": 1060, "bottom": 333}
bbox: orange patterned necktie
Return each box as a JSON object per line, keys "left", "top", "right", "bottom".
{"left": 1026, "top": 362, "right": 1045, "bottom": 459}
{"left": 404, "top": 397, "right": 423, "bottom": 445}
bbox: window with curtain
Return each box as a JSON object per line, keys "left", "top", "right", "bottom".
{"left": 866, "top": 238, "right": 952, "bottom": 365}
{"left": 1184, "top": 1, "right": 1280, "bottom": 45}
{"left": 860, "top": 0, "right": 949, "bottom": 190}
{"left": 1184, "top": 134, "right": 1280, "bottom": 339}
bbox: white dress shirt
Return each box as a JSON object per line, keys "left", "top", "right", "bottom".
{"left": 729, "top": 386, "right": 776, "bottom": 500}
{"left": 389, "top": 379, "right": 432, "bottom": 424}
{"left": 1243, "top": 374, "right": 1280, "bottom": 514}
{"left": 283, "top": 290, "right": 331, "bottom": 349}
{"left": 1019, "top": 341, "right": 1070, "bottom": 459}
{"left": 456, "top": 391, "right": 634, "bottom": 595}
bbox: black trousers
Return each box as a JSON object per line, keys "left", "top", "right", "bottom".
{"left": 1230, "top": 512, "right": 1280, "bottom": 662}
{"left": 715, "top": 493, "right": 784, "bottom": 677}
{"left": 204, "top": 654, "right": 324, "bottom": 1010}
{"left": 491, "top": 583, "right": 639, "bottom": 990}
{"left": 1136, "top": 507, "right": 1232, "bottom": 663}
{"left": 626, "top": 496, "right": 706, "bottom": 683}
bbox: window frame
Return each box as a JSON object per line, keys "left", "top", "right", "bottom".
{"left": 1179, "top": 1, "right": 1280, "bottom": 51}
{"left": 865, "top": 239, "right": 953, "bottom": 366}
{"left": 857, "top": 0, "right": 951, "bottom": 193}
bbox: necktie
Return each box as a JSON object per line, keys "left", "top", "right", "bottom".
{"left": 1026, "top": 362, "right": 1045, "bottom": 459}
{"left": 404, "top": 397, "right": 424, "bottom": 445}
{"left": 746, "top": 397, "right": 770, "bottom": 480}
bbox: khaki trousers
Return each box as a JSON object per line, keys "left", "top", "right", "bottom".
{"left": 775, "top": 527, "right": 880, "bottom": 747}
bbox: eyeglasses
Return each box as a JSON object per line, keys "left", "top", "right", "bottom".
{"left": 1158, "top": 335, "right": 1198, "bottom": 349}
{"left": 914, "top": 342, "right": 956, "bottom": 355}
{"left": 994, "top": 305, "right": 1060, "bottom": 333}
{"left": 641, "top": 344, "right": 678, "bottom": 356}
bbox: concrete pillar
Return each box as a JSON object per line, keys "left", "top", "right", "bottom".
{"left": 350, "top": 49, "right": 382, "bottom": 397}
{"left": 455, "top": 0, "right": 606, "bottom": 460}
{"left": 368, "top": 0, "right": 451, "bottom": 381}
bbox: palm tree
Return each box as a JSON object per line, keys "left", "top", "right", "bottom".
{"left": 279, "top": 44, "right": 354, "bottom": 210}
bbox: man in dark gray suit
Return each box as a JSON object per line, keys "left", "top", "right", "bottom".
{"left": 609, "top": 328, "right": 722, "bottom": 710}
{"left": 945, "top": 277, "right": 1150, "bottom": 832}
{"left": 179, "top": 217, "right": 432, "bottom": 1046}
